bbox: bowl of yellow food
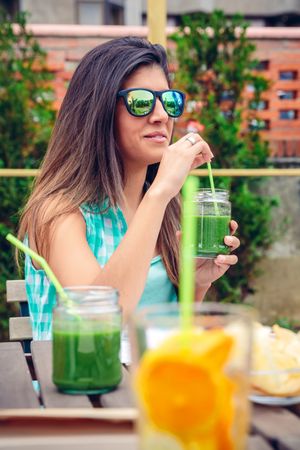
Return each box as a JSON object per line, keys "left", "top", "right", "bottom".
{"left": 250, "top": 323, "right": 300, "bottom": 405}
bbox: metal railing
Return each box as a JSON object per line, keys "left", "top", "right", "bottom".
{"left": 191, "top": 168, "right": 300, "bottom": 177}
{"left": 1, "top": 168, "right": 300, "bottom": 178}
{"left": 0, "top": 168, "right": 300, "bottom": 178}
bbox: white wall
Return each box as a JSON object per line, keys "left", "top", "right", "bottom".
{"left": 124, "top": 0, "right": 142, "bottom": 25}
{"left": 21, "top": 0, "right": 75, "bottom": 24}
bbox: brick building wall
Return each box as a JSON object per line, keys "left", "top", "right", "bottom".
{"left": 24, "top": 24, "right": 300, "bottom": 160}
{"left": 249, "top": 28, "right": 300, "bottom": 161}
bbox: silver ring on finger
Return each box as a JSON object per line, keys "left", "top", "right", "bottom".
{"left": 185, "top": 135, "right": 197, "bottom": 146}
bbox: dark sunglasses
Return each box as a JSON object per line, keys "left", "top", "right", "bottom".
{"left": 117, "top": 88, "right": 185, "bottom": 118}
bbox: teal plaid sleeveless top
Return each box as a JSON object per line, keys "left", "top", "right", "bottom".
{"left": 25, "top": 203, "right": 177, "bottom": 343}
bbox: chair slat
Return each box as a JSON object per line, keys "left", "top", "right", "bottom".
{"left": 252, "top": 404, "right": 300, "bottom": 446}
{"left": 9, "top": 317, "right": 33, "bottom": 341}
{"left": 0, "top": 342, "right": 39, "bottom": 408}
{"left": 101, "top": 366, "right": 135, "bottom": 408}
{"left": 6, "top": 279, "right": 27, "bottom": 302}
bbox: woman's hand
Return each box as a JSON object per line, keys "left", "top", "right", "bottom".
{"left": 195, "top": 220, "right": 240, "bottom": 288}
{"left": 150, "top": 133, "right": 213, "bottom": 203}
{"left": 176, "top": 220, "right": 240, "bottom": 299}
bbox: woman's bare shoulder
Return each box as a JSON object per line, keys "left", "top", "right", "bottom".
{"left": 29, "top": 199, "right": 86, "bottom": 255}
{"left": 52, "top": 209, "right": 86, "bottom": 235}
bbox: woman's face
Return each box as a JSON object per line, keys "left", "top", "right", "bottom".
{"left": 115, "top": 65, "right": 174, "bottom": 170}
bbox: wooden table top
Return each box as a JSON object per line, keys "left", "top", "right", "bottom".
{"left": 1, "top": 341, "right": 300, "bottom": 450}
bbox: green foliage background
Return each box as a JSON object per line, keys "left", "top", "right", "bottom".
{"left": 0, "top": 11, "right": 55, "bottom": 339}
{"left": 171, "top": 11, "right": 278, "bottom": 303}
{"left": 0, "top": 10, "right": 279, "bottom": 339}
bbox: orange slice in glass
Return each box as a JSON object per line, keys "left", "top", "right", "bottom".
{"left": 135, "top": 328, "right": 235, "bottom": 442}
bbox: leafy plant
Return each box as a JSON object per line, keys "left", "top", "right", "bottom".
{"left": 171, "top": 10, "right": 279, "bottom": 303}
{"left": 275, "top": 317, "right": 299, "bottom": 332}
{"left": 0, "top": 10, "right": 55, "bottom": 339}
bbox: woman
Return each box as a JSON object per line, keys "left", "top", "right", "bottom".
{"left": 18, "top": 36, "right": 239, "bottom": 349}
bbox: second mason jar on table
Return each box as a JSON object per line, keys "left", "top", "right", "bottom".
{"left": 52, "top": 286, "right": 122, "bottom": 394}
{"left": 194, "top": 188, "right": 231, "bottom": 259}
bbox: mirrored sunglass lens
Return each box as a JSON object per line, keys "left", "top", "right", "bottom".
{"left": 127, "top": 90, "right": 154, "bottom": 116}
{"left": 162, "top": 91, "right": 184, "bottom": 117}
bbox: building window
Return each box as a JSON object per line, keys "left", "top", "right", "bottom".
{"left": 279, "top": 110, "right": 298, "bottom": 120}
{"left": 221, "top": 110, "right": 234, "bottom": 120}
{"left": 107, "top": 3, "right": 124, "bottom": 25}
{"left": 0, "top": 0, "right": 19, "bottom": 18}
{"left": 249, "top": 119, "right": 269, "bottom": 131}
{"left": 255, "top": 60, "right": 269, "bottom": 71}
{"left": 277, "top": 90, "right": 297, "bottom": 100}
{"left": 249, "top": 100, "right": 268, "bottom": 111}
{"left": 77, "top": 1, "right": 105, "bottom": 25}
{"left": 220, "top": 90, "right": 235, "bottom": 101}
{"left": 279, "top": 71, "right": 297, "bottom": 80}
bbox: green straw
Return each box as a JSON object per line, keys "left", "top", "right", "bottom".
{"left": 6, "top": 233, "right": 68, "bottom": 300}
{"left": 179, "top": 176, "right": 198, "bottom": 331}
{"left": 207, "top": 161, "right": 219, "bottom": 215}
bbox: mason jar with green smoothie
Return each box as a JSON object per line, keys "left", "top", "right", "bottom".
{"left": 52, "top": 286, "right": 122, "bottom": 394}
{"left": 194, "top": 188, "right": 231, "bottom": 258}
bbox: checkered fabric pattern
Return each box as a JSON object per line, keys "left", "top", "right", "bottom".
{"left": 25, "top": 202, "right": 177, "bottom": 343}
{"left": 24, "top": 203, "right": 127, "bottom": 340}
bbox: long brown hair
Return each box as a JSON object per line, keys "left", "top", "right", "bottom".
{"left": 19, "top": 36, "right": 180, "bottom": 285}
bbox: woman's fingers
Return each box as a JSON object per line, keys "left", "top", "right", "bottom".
{"left": 224, "top": 235, "right": 240, "bottom": 251}
{"left": 214, "top": 254, "right": 238, "bottom": 266}
{"left": 229, "top": 220, "right": 238, "bottom": 235}
{"left": 154, "top": 133, "right": 214, "bottom": 200}
{"left": 189, "top": 137, "right": 213, "bottom": 161}
{"left": 224, "top": 220, "right": 240, "bottom": 251}
{"left": 176, "top": 132, "right": 214, "bottom": 161}
{"left": 154, "top": 132, "right": 214, "bottom": 202}
{"left": 191, "top": 152, "right": 211, "bottom": 168}
{"left": 216, "top": 219, "right": 240, "bottom": 265}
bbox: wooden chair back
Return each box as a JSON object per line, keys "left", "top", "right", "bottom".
{"left": 6, "top": 280, "right": 32, "bottom": 341}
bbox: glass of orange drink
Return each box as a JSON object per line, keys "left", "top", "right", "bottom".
{"left": 129, "top": 302, "right": 255, "bottom": 450}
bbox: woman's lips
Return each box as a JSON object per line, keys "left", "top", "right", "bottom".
{"left": 144, "top": 134, "right": 167, "bottom": 143}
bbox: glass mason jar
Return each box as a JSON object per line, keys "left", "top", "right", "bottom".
{"left": 194, "top": 188, "right": 231, "bottom": 259}
{"left": 52, "top": 286, "right": 122, "bottom": 394}
{"left": 129, "top": 302, "right": 256, "bottom": 450}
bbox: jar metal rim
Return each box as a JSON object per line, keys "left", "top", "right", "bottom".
{"left": 194, "top": 188, "right": 230, "bottom": 202}
{"left": 62, "top": 285, "right": 118, "bottom": 299}
{"left": 196, "top": 188, "right": 229, "bottom": 192}
{"left": 57, "top": 285, "right": 120, "bottom": 311}
{"left": 64, "top": 285, "right": 117, "bottom": 292}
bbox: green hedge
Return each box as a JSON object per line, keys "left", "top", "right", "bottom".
{"left": 0, "top": 10, "right": 279, "bottom": 339}
{"left": 171, "top": 11, "right": 279, "bottom": 303}
{"left": 0, "top": 10, "right": 55, "bottom": 339}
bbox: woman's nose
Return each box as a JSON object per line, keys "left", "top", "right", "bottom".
{"left": 149, "top": 98, "right": 169, "bottom": 123}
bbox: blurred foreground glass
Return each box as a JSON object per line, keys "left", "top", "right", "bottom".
{"left": 129, "top": 302, "right": 256, "bottom": 450}
{"left": 52, "top": 286, "right": 122, "bottom": 394}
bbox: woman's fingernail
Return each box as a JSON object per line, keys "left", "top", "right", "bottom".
{"left": 226, "top": 237, "right": 233, "bottom": 245}
{"left": 218, "top": 256, "right": 226, "bottom": 263}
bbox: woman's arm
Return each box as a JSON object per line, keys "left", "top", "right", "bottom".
{"left": 46, "top": 134, "right": 213, "bottom": 319}
{"left": 195, "top": 284, "right": 212, "bottom": 302}
{"left": 47, "top": 191, "right": 168, "bottom": 318}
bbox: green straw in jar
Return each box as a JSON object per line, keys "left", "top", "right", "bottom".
{"left": 207, "top": 161, "right": 220, "bottom": 215}
{"left": 6, "top": 233, "right": 70, "bottom": 303}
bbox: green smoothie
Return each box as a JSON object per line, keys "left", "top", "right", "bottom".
{"left": 195, "top": 215, "right": 231, "bottom": 258}
{"left": 52, "top": 327, "right": 122, "bottom": 394}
